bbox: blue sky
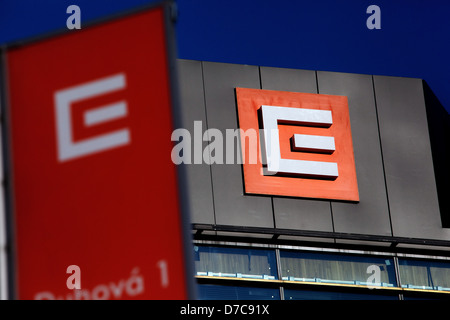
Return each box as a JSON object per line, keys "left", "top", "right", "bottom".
{"left": 1, "top": 0, "right": 449, "bottom": 113}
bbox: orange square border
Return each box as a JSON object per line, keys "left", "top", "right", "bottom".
{"left": 236, "top": 87, "right": 359, "bottom": 202}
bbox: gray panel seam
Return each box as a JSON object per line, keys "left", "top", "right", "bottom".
{"left": 314, "top": 70, "right": 319, "bottom": 94}
{"left": 316, "top": 70, "right": 335, "bottom": 238}
{"left": 200, "top": 61, "right": 217, "bottom": 225}
{"left": 371, "top": 75, "right": 394, "bottom": 237}
{"left": 259, "top": 66, "right": 277, "bottom": 229}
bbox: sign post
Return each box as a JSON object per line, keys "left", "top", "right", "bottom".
{"left": 1, "top": 2, "right": 194, "bottom": 299}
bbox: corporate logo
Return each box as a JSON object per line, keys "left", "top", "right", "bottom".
{"left": 54, "top": 73, "right": 130, "bottom": 162}
{"left": 235, "top": 88, "right": 359, "bottom": 202}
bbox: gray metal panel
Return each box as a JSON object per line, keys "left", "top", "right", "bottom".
{"left": 373, "top": 75, "right": 450, "bottom": 240}
{"left": 260, "top": 66, "right": 317, "bottom": 93}
{"left": 423, "top": 82, "right": 450, "bottom": 227}
{"left": 177, "top": 59, "right": 215, "bottom": 224}
{"left": 260, "top": 66, "right": 333, "bottom": 232}
{"left": 317, "top": 71, "right": 392, "bottom": 236}
{"left": 202, "top": 61, "right": 273, "bottom": 227}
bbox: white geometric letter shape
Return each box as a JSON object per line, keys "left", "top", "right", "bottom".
{"left": 292, "top": 134, "right": 335, "bottom": 154}
{"left": 55, "top": 73, "right": 130, "bottom": 162}
{"left": 260, "top": 105, "right": 338, "bottom": 179}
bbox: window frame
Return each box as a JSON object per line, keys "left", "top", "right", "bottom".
{"left": 193, "top": 240, "right": 450, "bottom": 300}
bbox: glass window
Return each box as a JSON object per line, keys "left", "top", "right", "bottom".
{"left": 284, "top": 289, "right": 398, "bottom": 300}
{"left": 194, "top": 246, "right": 278, "bottom": 280}
{"left": 198, "top": 284, "right": 280, "bottom": 300}
{"left": 402, "top": 295, "right": 441, "bottom": 300}
{"left": 280, "top": 250, "right": 397, "bottom": 287}
{"left": 398, "top": 259, "right": 450, "bottom": 291}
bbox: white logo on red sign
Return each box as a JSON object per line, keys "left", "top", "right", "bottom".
{"left": 54, "top": 73, "right": 130, "bottom": 162}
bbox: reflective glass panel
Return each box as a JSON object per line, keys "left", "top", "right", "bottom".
{"left": 284, "top": 289, "right": 398, "bottom": 300}
{"left": 198, "top": 284, "right": 280, "bottom": 300}
{"left": 398, "top": 259, "right": 450, "bottom": 291}
{"left": 194, "top": 246, "right": 278, "bottom": 280}
{"left": 280, "top": 250, "right": 397, "bottom": 287}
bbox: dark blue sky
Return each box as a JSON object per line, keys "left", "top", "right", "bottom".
{"left": 1, "top": 0, "right": 449, "bottom": 113}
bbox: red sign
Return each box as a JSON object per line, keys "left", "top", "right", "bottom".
{"left": 4, "top": 6, "right": 191, "bottom": 299}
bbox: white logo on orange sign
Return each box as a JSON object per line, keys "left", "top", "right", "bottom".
{"left": 260, "top": 105, "right": 338, "bottom": 179}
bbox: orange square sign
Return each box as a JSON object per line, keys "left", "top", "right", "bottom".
{"left": 236, "top": 88, "right": 359, "bottom": 202}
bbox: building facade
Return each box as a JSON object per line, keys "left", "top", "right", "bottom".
{"left": 177, "top": 59, "right": 450, "bottom": 300}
